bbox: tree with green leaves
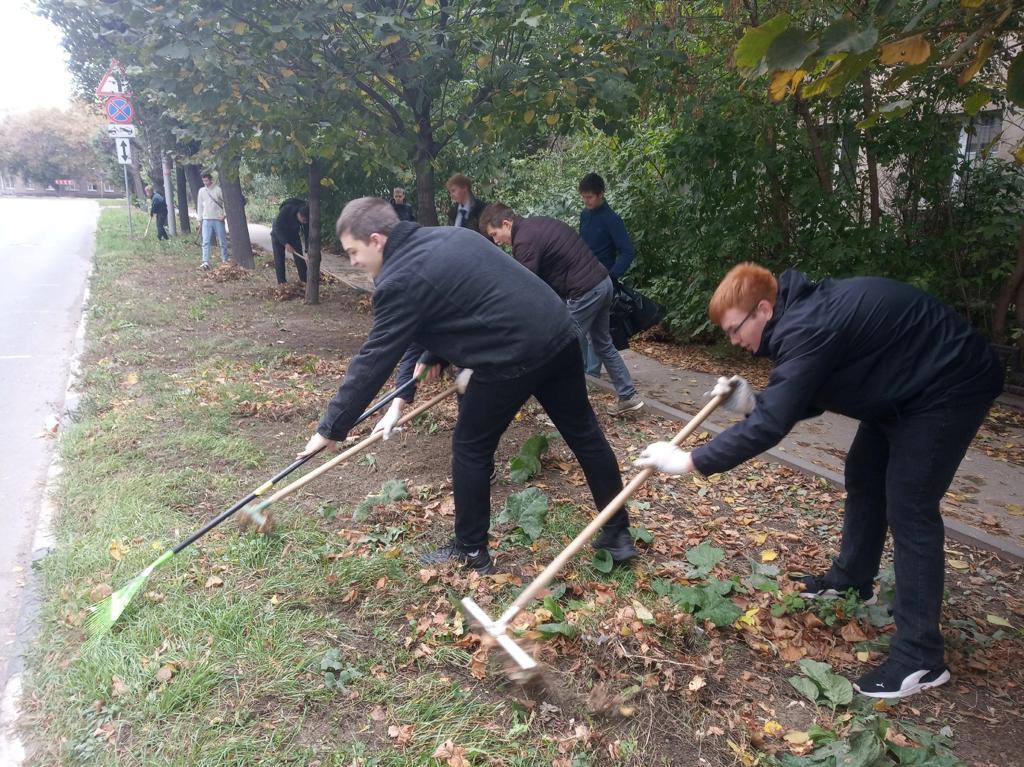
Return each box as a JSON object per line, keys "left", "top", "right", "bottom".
{"left": 0, "top": 106, "right": 108, "bottom": 190}
{"left": 733, "top": 0, "right": 1024, "bottom": 344}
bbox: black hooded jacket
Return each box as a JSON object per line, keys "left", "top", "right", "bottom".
{"left": 317, "top": 222, "right": 578, "bottom": 440}
{"left": 692, "top": 270, "right": 1003, "bottom": 476}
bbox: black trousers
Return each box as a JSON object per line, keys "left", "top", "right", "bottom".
{"left": 155, "top": 212, "right": 169, "bottom": 240}
{"left": 271, "top": 233, "right": 308, "bottom": 284}
{"left": 452, "top": 340, "right": 629, "bottom": 548}
{"left": 827, "top": 388, "right": 999, "bottom": 669}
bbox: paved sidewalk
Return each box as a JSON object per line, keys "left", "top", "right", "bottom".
{"left": 247, "top": 221, "right": 1024, "bottom": 561}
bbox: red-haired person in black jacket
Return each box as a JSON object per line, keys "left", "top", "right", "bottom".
{"left": 635, "top": 262, "right": 1003, "bottom": 700}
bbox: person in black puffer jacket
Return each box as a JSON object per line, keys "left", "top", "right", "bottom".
{"left": 299, "top": 197, "right": 639, "bottom": 572}
{"left": 635, "top": 262, "right": 1003, "bottom": 700}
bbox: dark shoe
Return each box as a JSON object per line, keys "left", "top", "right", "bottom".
{"left": 796, "top": 574, "right": 876, "bottom": 605}
{"left": 854, "top": 659, "right": 950, "bottom": 699}
{"left": 419, "top": 539, "right": 496, "bottom": 574}
{"left": 606, "top": 395, "right": 644, "bottom": 415}
{"left": 592, "top": 528, "right": 638, "bottom": 563}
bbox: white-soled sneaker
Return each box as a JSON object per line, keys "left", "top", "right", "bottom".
{"left": 854, "top": 659, "right": 950, "bottom": 699}
{"left": 607, "top": 395, "right": 644, "bottom": 416}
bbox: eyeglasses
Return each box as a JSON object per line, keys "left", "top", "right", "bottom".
{"left": 724, "top": 305, "right": 758, "bottom": 339}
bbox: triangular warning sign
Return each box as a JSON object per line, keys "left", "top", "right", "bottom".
{"left": 95, "top": 65, "right": 129, "bottom": 97}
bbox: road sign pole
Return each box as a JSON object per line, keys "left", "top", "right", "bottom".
{"left": 123, "top": 163, "right": 133, "bottom": 236}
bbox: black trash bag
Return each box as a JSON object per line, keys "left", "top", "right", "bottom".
{"left": 609, "top": 280, "right": 666, "bottom": 350}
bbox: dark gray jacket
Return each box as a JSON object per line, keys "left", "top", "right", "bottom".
{"left": 510, "top": 216, "right": 608, "bottom": 300}
{"left": 317, "top": 222, "right": 577, "bottom": 440}
{"left": 692, "top": 270, "right": 1003, "bottom": 476}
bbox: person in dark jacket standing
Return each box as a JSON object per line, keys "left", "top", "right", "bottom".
{"left": 146, "top": 185, "right": 169, "bottom": 240}
{"left": 271, "top": 198, "right": 309, "bottom": 286}
{"left": 445, "top": 174, "right": 486, "bottom": 232}
{"left": 300, "top": 197, "right": 637, "bottom": 571}
{"left": 635, "top": 262, "right": 1003, "bottom": 700}
{"left": 578, "top": 173, "right": 636, "bottom": 376}
{"left": 390, "top": 187, "right": 416, "bottom": 222}
{"left": 480, "top": 203, "right": 643, "bottom": 415}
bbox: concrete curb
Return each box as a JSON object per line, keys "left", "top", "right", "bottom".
{"left": 588, "top": 376, "right": 1024, "bottom": 564}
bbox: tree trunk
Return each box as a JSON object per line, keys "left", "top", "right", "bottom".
{"left": 414, "top": 124, "right": 439, "bottom": 225}
{"left": 218, "top": 154, "right": 254, "bottom": 269}
{"left": 161, "top": 152, "right": 177, "bottom": 237}
{"left": 762, "top": 125, "right": 792, "bottom": 251}
{"left": 993, "top": 222, "right": 1024, "bottom": 346}
{"left": 796, "top": 98, "right": 831, "bottom": 197}
{"left": 305, "top": 158, "right": 323, "bottom": 305}
{"left": 184, "top": 164, "right": 203, "bottom": 212}
{"left": 127, "top": 160, "right": 146, "bottom": 200}
{"left": 146, "top": 139, "right": 163, "bottom": 192}
{"left": 175, "top": 164, "right": 191, "bottom": 233}
{"left": 861, "top": 74, "right": 881, "bottom": 227}
{"left": 414, "top": 157, "right": 438, "bottom": 225}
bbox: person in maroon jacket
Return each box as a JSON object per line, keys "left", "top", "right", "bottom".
{"left": 635, "top": 262, "right": 1003, "bottom": 700}
{"left": 479, "top": 203, "right": 643, "bottom": 415}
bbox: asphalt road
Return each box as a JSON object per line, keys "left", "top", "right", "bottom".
{"left": 0, "top": 197, "right": 97, "bottom": 689}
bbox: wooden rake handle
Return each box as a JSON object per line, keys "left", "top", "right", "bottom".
{"left": 252, "top": 384, "right": 458, "bottom": 516}
{"left": 497, "top": 391, "right": 728, "bottom": 627}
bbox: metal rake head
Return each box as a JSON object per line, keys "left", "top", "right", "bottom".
{"left": 461, "top": 597, "right": 538, "bottom": 675}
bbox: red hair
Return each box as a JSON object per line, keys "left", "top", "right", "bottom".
{"left": 708, "top": 263, "right": 778, "bottom": 324}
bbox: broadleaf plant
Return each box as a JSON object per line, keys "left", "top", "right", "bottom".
{"left": 496, "top": 487, "right": 548, "bottom": 542}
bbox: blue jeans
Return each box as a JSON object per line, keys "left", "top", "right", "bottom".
{"left": 583, "top": 337, "right": 603, "bottom": 377}
{"left": 567, "top": 277, "right": 637, "bottom": 400}
{"left": 201, "top": 219, "right": 228, "bottom": 265}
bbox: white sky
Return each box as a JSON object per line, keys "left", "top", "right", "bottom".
{"left": 0, "top": 1, "right": 75, "bottom": 117}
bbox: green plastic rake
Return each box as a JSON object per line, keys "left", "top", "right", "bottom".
{"left": 86, "top": 377, "right": 443, "bottom": 638}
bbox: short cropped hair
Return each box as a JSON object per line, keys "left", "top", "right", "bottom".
{"left": 201, "top": 171, "right": 213, "bottom": 180}
{"left": 336, "top": 196, "right": 400, "bottom": 241}
{"left": 446, "top": 173, "right": 472, "bottom": 191}
{"left": 578, "top": 173, "right": 605, "bottom": 195}
{"left": 392, "top": 187, "right": 405, "bottom": 195}
{"left": 708, "top": 262, "right": 778, "bottom": 325}
{"left": 478, "top": 202, "right": 516, "bottom": 233}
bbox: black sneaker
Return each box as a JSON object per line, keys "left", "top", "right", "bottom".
{"left": 419, "top": 539, "right": 496, "bottom": 574}
{"left": 592, "top": 528, "right": 638, "bottom": 563}
{"left": 854, "top": 659, "right": 950, "bottom": 699}
{"left": 796, "top": 574, "right": 876, "bottom": 605}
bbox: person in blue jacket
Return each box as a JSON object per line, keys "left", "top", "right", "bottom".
{"left": 578, "top": 173, "right": 635, "bottom": 376}
{"left": 635, "top": 262, "right": 1003, "bottom": 700}
{"left": 300, "top": 197, "right": 638, "bottom": 572}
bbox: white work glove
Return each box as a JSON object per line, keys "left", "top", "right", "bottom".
{"left": 455, "top": 368, "right": 473, "bottom": 395}
{"left": 371, "top": 398, "right": 405, "bottom": 440}
{"left": 633, "top": 442, "right": 695, "bottom": 475}
{"left": 707, "top": 375, "right": 756, "bottom": 415}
